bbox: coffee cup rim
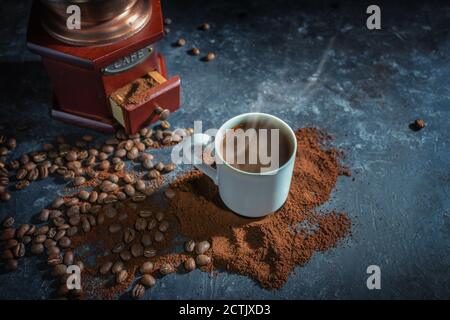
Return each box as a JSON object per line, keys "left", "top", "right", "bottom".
{"left": 214, "top": 112, "right": 297, "bottom": 176}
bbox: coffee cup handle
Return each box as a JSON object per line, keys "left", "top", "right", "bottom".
{"left": 190, "top": 133, "right": 218, "bottom": 185}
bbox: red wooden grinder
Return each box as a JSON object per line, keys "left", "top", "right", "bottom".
{"left": 27, "top": 0, "right": 181, "bottom": 134}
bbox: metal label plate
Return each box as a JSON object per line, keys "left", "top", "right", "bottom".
{"left": 102, "top": 46, "right": 153, "bottom": 75}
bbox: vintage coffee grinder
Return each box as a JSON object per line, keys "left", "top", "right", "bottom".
{"left": 27, "top": 0, "right": 181, "bottom": 134}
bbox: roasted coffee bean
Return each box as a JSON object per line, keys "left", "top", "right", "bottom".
{"left": 102, "top": 145, "right": 114, "bottom": 154}
{"left": 127, "top": 147, "right": 139, "bottom": 160}
{"left": 44, "top": 239, "right": 57, "bottom": 248}
{"left": 159, "top": 263, "right": 175, "bottom": 275}
{"left": 0, "top": 176, "right": 9, "bottom": 186}
{"left": 113, "top": 161, "right": 125, "bottom": 171}
{"left": 52, "top": 264, "right": 67, "bottom": 277}
{"left": 115, "top": 149, "right": 127, "bottom": 158}
{"left": 112, "top": 242, "right": 126, "bottom": 254}
{"left": 139, "top": 210, "right": 152, "bottom": 218}
{"left": 142, "top": 157, "right": 154, "bottom": 169}
{"left": 132, "top": 182, "right": 144, "bottom": 194}
{"left": 54, "top": 229, "right": 66, "bottom": 241}
{"left": 141, "top": 234, "right": 152, "bottom": 247}
{"left": 99, "top": 261, "right": 113, "bottom": 275}
{"left": 137, "top": 262, "right": 153, "bottom": 276}
{"left": 112, "top": 261, "right": 124, "bottom": 274}
{"left": 98, "top": 192, "right": 108, "bottom": 204}
{"left": 104, "top": 205, "right": 117, "bottom": 218}
{"left": 413, "top": 119, "right": 426, "bottom": 130}
{"left": 38, "top": 209, "right": 50, "bottom": 222}
{"left": 13, "top": 243, "right": 25, "bottom": 258}
{"left": 143, "top": 247, "right": 157, "bottom": 258}
{"left": 124, "top": 184, "right": 136, "bottom": 197}
{"left": 75, "top": 260, "right": 84, "bottom": 272}
{"left": 195, "top": 241, "right": 211, "bottom": 255}
{"left": 32, "top": 152, "right": 47, "bottom": 163}
{"left": 59, "top": 237, "right": 71, "bottom": 248}
{"left": 184, "top": 240, "right": 195, "bottom": 253}
{"left": 116, "top": 191, "right": 127, "bottom": 201}
{"left": 22, "top": 236, "right": 33, "bottom": 245}
{"left": 1, "top": 228, "right": 16, "bottom": 240}
{"left": 16, "top": 168, "right": 27, "bottom": 180}
{"left": 204, "top": 52, "right": 216, "bottom": 62}
{"left": 135, "top": 218, "right": 147, "bottom": 231}
{"left": 116, "top": 269, "right": 128, "bottom": 284}
{"left": 49, "top": 210, "right": 63, "bottom": 219}
{"left": 64, "top": 251, "right": 74, "bottom": 265}
{"left": 73, "top": 176, "right": 86, "bottom": 186}
{"left": 189, "top": 47, "right": 200, "bottom": 56}
{"left": 131, "top": 243, "right": 144, "bottom": 258}
{"left": 16, "top": 224, "right": 31, "bottom": 238}
{"left": 147, "top": 218, "right": 157, "bottom": 230}
{"left": 31, "top": 243, "right": 45, "bottom": 255}
{"left": 120, "top": 250, "right": 132, "bottom": 262}
{"left": 65, "top": 151, "right": 78, "bottom": 162}
{"left": 46, "top": 227, "right": 57, "bottom": 239}
{"left": 67, "top": 226, "right": 78, "bottom": 237}
{"left": 53, "top": 216, "right": 66, "bottom": 227}
{"left": 52, "top": 197, "right": 65, "bottom": 209}
{"left": 5, "top": 259, "right": 18, "bottom": 272}
{"left": 80, "top": 203, "right": 91, "bottom": 214}
{"left": 148, "top": 169, "right": 160, "bottom": 179}
{"left": 195, "top": 254, "right": 211, "bottom": 266}
{"left": 2, "top": 216, "right": 14, "bottom": 228}
{"left": 85, "top": 167, "right": 97, "bottom": 179}
{"left": 81, "top": 217, "right": 91, "bottom": 233}
{"left": 27, "top": 168, "right": 39, "bottom": 181}
{"left": 69, "top": 215, "right": 81, "bottom": 226}
{"left": 0, "top": 191, "right": 11, "bottom": 202}
{"left": 4, "top": 239, "right": 18, "bottom": 249}
{"left": 99, "top": 160, "right": 110, "bottom": 171}
{"left": 38, "top": 165, "right": 49, "bottom": 179}
{"left": 6, "top": 137, "right": 17, "bottom": 150}
{"left": 123, "top": 227, "right": 136, "bottom": 243}
{"left": 1, "top": 249, "right": 13, "bottom": 260}
{"left": 184, "top": 257, "right": 196, "bottom": 272}
{"left": 15, "top": 180, "right": 30, "bottom": 190}
{"left": 36, "top": 225, "right": 49, "bottom": 235}
{"left": 160, "top": 120, "right": 170, "bottom": 130}
{"left": 176, "top": 38, "right": 186, "bottom": 46}
{"left": 154, "top": 162, "right": 165, "bottom": 172}
{"left": 100, "top": 180, "right": 118, "bottom": 192}
{"left": 158, "top": 220, "right": 169, "bottom": 233}
{"left": 155, "top": 212, "right": 164, "bottom": 222}
{"left": 47, "top": 253, "right": 63, "bottom": 266}
{"left": 88, "top": 191, "right": 98, "bottom": 203}
{"left": 162, "top": 136, "right": 172, "bottom": 145}
{"left": 108, "top": 223, "right": 122, "bottom": 233}
{"left": 199, "top": 22, "right": 210, "bottom": 31}
{"left": 132, "top": 194, "right": 146, "bottom": 202}
{"left": 132, "top": 283, "right": 145, "bottom": 299}
{"left": 26, "top": 224, "right": 36, "bottom": 236}
{"left": 153, "top": 231, "right": 164, "bottom": 242}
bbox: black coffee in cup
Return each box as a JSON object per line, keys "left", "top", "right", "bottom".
{"left": 220, "top": 119, "right": 293, "bottom": 173}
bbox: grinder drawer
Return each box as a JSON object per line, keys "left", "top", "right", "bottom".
{"left": 109, "top": 71, "right": 180, "bottom": 134}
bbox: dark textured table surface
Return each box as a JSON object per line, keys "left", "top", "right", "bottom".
{"left": 0, "top": 0, "right": 449, "bottom": 299}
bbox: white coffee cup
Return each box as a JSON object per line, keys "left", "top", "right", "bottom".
{"left": 184, "top": 112, "right": 297, "bottom": 218}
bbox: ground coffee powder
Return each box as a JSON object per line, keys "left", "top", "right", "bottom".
{"left": 167, "top": 128, "right": 351, "bottom": 289}
{"left": 72, "top": 127, "right": 351, "bottom": 297}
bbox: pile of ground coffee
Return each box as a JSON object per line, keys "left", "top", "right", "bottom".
{"left": 167, "top": 128, "right": 351, "bottom": 289}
